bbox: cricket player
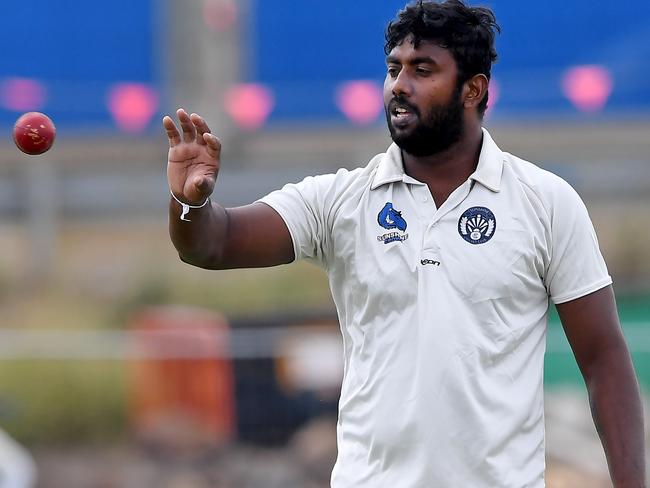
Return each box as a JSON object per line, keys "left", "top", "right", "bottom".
{"left": 164, "top": 1, "right": 645, "bottom": 486}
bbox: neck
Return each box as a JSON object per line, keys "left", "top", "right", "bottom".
{"left": 401, "top": 124, "right": 483, "bottom": 205}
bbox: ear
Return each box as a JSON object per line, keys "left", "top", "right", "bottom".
{"left": 463, "top": 74, "right": 489, "bottom": 110}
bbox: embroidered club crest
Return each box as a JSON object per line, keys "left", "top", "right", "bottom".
{"left": 377, "top": 202, "right": 409, "bottom": 244}
{"left": 458, "top": 206, "right": 496, "bottom": 244}
{"left": 378, "top": 202, "right": 407, "bottom": 231}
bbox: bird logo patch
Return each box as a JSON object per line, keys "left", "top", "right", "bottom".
{"left": 458, "top": 207, "right": 496, "bottom": 244}
{"left": 377, "top": 202, "right": 408, "bottom": 244}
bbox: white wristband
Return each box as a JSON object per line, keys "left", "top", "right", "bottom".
{"left": 170, "top": 191, "right": 210, "bottom": 222}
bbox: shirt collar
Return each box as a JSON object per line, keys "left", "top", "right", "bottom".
{"left": 370, "top": 142, "right": 407, "bottom": 190}
{"left": 370, "top": 128, "right": 505, "bottom": 192}
{"left": 470, "top": 128, "right": 504, "bottom": 192}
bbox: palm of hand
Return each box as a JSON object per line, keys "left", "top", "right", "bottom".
{"left": 165, "top": 110, "right": 220, "bottom": 204}
{"left": 168, "top": 143, "right": 217, "bottom": 203}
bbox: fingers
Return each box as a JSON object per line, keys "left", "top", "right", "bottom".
{"left": 177, "top": 108, "right": 197, "bottom": 143}
{"left": 191, "top": 113, "right": 211, "bottom": 146}
{"left": 164, "top": 109, "right": 217, "bottom": 148}
{"left": 163, "top": 116, "right": 181, "bottom": 147}
{"left": 203, "top": 132, "right": 222, "bottom": 160}
{"left": 192, "top": 114, "right": 221, "bottom": 161}
{"left": 164, "top": 108, "right": 220, "bottom": 162}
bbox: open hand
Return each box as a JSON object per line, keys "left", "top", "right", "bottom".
{"left": 164, "top": 108, "right": 221, "bottom": 205}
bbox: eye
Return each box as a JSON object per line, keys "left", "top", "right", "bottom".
{"left": 416, "top": 67, "right": 431, "bottom": 76}
{"left": 387, "top": 66, "right": 400, "bottom": 78}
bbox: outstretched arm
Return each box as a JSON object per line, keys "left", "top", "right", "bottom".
{"left": 164, "top": 108, "right": 294, "bottom": 269}
{"left": 557, "top": 285, "right": 646, "bottom": 488}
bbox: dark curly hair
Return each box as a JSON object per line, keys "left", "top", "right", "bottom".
{"left": 385, "top": 0, "right": 500, "bottom": 117}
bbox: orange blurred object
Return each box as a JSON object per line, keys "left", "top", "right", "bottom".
{"left": 127, "top": 306, "right": 236, "bottom": 455}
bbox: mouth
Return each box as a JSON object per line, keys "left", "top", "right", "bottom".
{"left": 389, "top": 102, "right": 417, "bottom": 128}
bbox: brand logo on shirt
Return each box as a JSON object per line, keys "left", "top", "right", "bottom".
{"left": 377, "top": 202, "right": 409, "bottom": 244}
{"left": 458, "top": 206, "right": 496, "bottom": 244}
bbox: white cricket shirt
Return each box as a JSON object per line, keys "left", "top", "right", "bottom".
{"left": 258, "top": 129, "right": 611, "bottom": 488}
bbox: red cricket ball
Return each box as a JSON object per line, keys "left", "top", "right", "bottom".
{"left": 13, "top": 112, "right": 56, "bottom": 155}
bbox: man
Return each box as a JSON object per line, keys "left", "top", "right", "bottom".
{"left": 164, "top": 1, "right": 645, "bottom": 486}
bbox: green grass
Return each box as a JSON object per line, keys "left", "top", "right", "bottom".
{"left": 0, "top": 360, "right": 126, "bottom": 444}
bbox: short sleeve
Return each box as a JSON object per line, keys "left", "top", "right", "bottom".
{"left": 545, "top": 179, "right": 612, "bottom": 304}
{"left": 257, "top": 173, "right": 338, "bottom": 267}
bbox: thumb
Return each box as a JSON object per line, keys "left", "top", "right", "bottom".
{"left": 193, "top": 174, "right": 215, "bottom": 197}
{"left": 181, "top": 175, "right": 212, "bottom": 204}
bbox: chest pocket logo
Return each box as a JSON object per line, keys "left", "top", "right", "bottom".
{"left": 378, "top": 202, "right": 407, "bottom": 231}
{"left": 458, "top": 206, "right": 496, "bottom": 244}
{"left": 377, "top": 202, "right": 409, "bottom": 244}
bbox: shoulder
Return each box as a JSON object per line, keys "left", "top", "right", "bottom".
{"left": 502, "top": 152, "right": 584, "bottom": 213}
{"left": 262, "top": 152, "right": 385, "bottom": 220}
{"left": 302, "top": 151, "right": 386, "bottom": 198}
{"left": 331, "top": 152, "right": 385, "bottom": 185}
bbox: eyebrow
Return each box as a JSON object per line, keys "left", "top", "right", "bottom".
{"left": 385, "top": 55, "right": 438, "bottom": 66}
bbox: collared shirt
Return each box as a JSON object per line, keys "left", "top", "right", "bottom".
{"left": 258, "top": 129, "right": 611, "bottom": 488}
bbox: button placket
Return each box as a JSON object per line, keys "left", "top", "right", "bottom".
{"left": 422, "top": 223, "right": 441, "bottom": 253}
{"left": 410, "top": 185, "right": 436, "bottom": 222}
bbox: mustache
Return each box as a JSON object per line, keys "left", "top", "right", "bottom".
{"left": 387, "top": 97, "right": 420, "bottom": 116}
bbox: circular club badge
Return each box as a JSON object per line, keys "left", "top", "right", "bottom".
{"left": 458, "top": 206, "right": 496, "bottom": 244}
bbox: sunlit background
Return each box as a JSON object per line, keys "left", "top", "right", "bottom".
{"left": 0, "top": 1, "right": 649, "bottom": 487}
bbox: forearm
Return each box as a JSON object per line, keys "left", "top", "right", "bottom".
{"left": 584, "top": 344, "right": 646, "bottom": 487}
{"left": 169, "top": 197, "right": 229, "bottom": 269}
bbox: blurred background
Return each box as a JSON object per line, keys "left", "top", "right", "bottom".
{"left": 0, "top": 0, "right": 649, "bottom": 487}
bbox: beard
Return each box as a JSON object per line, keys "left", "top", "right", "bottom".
{"left": 385, "top": 83, "right": 465, "bottom": 157}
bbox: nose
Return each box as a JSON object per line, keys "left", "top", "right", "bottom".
{"left": 391, "top": 70, "right": 413, "bottom": 98}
